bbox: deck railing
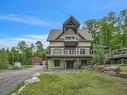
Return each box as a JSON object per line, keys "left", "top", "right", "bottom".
{"left": 47, "top": 49, "right": 94, "bottom": 56}
{"left": 109, "top": 49, "right": 127, "bottom": 59}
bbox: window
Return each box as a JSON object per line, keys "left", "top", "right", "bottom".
{"left": 64, "top": 49, "right": 76, "bottom": 55}
{"left": 81, "top": 60, "right": 87, "bottom": 66}
{"left": 65, "top": 36, "right": 77, "bottom": 41}
{"left": 54, "top": 60, "right": 60, "bottom": 67}
{"left": 66, "top": 37, "right": 71, "bottom": 40}
{"left": 71, "top": 49, "right": 76, "bottom": 54}
{"left": 54, "top": 49, "right": 61, "bottom": 55}
{"left": 80, "top": 49, "right": 85, "bottom": 54}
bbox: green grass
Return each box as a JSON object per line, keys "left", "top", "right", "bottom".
{"left": 7, "top": 82, "right": 24, "bottom": 95}
{"left": 120, "top": 66, "right": 127, "bottom": 72}
{"left": 17, "top": 71, "right": 127, "bottom": 95}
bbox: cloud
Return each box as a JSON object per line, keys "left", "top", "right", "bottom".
{"left": 0, "top": 34, "right": 48, "bottom": 49}
{"left": 0, "top": 14, "right": 53, "bottom": 26}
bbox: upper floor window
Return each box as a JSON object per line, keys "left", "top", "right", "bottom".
{"left": 64, "top": 49, "right": 76, "bottom": 54}
{"left": 80, "top": 49, "right": 85, "bottom": 54}
{"left": 54, "top": 49, "right": 61, "bottom": 54}
{"left": 66, "top": 37, "right": 71, "bottom": 40}
{"left": 65, "top": 36, "right": 77, "bottom": 41}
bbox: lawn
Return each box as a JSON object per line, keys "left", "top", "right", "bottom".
{"left": 19, "top": 71, "right": 127, "bottom": 95}
{"left": 120, "top": 65, "right": 127, "bottom": 72}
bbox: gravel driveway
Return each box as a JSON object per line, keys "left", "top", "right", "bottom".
{"left": 0, "top": 66, "right": 44, "bottom": 95}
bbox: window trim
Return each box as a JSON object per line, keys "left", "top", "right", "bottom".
{"left": 80, "top": 49, "right": 86, "bottom": 55}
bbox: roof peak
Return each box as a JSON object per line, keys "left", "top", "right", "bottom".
{"left": 63, "top": 16, "right": 80, "bottom": 27}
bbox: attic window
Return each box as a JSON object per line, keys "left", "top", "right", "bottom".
{"left": 66, "top": 37, "right": 71, "bottom": 40}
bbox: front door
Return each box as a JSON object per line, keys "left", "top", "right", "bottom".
{"left": 66, "top": 61, "right": 74, "bottom": 69}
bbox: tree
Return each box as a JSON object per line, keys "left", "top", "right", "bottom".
{"left": 36, "top": 41, "right": 43, "bottom": 50}
{"left": 0, "top": 49, "right": 9, "bottom": 69}
{"left": 118, "top": 9, "right": 127, "bottom": 48}
{"left": 17, "top": 41, "right": 27, "bottom": 54}
{"left": 34, "top": 41, "right": 46, "bottom": 59}
{"left": 83, "top": 19, "right": 99, "bottom": 44}
{"left": 82, "top": 9, "right": 127, "bottom": 50}
{"left": 23, "top": 47, "right": 32, "bottom": 65}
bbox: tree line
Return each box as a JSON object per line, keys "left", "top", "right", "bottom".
{"left": 0, "top": 41, "right": 46, "bottom": 69}
{"left": 83, "top": 9, "right": 127, "bottom": 50}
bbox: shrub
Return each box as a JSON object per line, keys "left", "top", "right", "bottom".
{"left": 0, "top": 51, "right": 9, "bottom": 69}
{"left": 92, "top": 49, "right": 107, "bottom": 65}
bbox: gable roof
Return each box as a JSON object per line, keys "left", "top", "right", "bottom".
{"left": 47, "top": 29, "right": 62, "bottom": 41}
{"left": 47, "top": 16, "right": 93, "bottom": 42}
{"left": 47, "top": 29, "right": 93, "bottom": 41}
{"left": 78, "top": 29, "right": 93, "bottom": 41}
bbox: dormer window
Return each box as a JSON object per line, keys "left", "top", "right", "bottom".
{"left": 66, "top": 37, "right": 71, "bottom": 40}
{"left": 65, "top": 36, "right": 77, "bottom": 41}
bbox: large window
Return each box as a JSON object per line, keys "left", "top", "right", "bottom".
{"left": 80, "top": 49, "right": 85, "bottom": 54}
{"left": 64, "top": 49, "right": 76, "bottom": 55}
{"left": 54, "top": 49, "right": 61, "bottom": 55}
{"left": 54, "top": 60, "right": 60, "bottom": 67}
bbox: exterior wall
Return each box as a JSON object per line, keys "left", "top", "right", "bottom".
{"left": 48, "top": 58, "right": 91, "bottom": 69}
{"left": 48, "top": 58, "right": 65, "bottom": 68}
{"left": 49, "top": 42, "right": 64, "bottom": 47}
{"left": 78, "top": 42, "right": 91, "bottom": 47}
{"left": 49, "top": 42, "right": 91, "bottom": 48}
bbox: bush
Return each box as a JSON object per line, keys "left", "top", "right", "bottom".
{"left": 0, "top": 51, "right": 9, "bottom": 69}
{"left": 92, "top": 49, "right": 107, "bottom": 65}
{"left": 0, "top": 63, "right": 9, "bottom": 69}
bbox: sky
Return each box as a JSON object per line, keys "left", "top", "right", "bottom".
{"left": 0, "top": 0, "right": 127, "bottom": 48}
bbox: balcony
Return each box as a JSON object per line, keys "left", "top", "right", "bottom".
{"left": 47, "top": 49, "right": 93, "bottom": 58}
{"left": 64, "top": 36, "right": 78, "bottom": 47}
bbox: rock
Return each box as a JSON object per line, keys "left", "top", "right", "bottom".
{"left": 93, "top": 64, "right": 98, "bottom": 71}
{"left": 33, "top": 72, "right": 40, "bottom": 77}
{"left": 25, "top": 77, "right": 40, "bottom": 84}
{"left": 93, "top": 65, "right": 120, "bottom": 76}
{"left": 103, "top": 66, "right": 120, "bottom": 72}
{"left": 103, "top": 67, "right": 111, "bottom": 71}
{"left": 93, "top": 64, "right": 98, "bottom": 69}
{"left": 103, "top": 66, "right": 120, "bottom": 76}
{"left": 110, "top": 66, "right": 120, "bottom": 72}
{"left": 100, "top": 65, "right": 105, "bottom": 69}
{"left": 119, "top": 72, "right": 127, "bottom": 78}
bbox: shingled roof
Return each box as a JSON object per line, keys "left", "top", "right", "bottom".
{"left": 47, "top": 29, "right": 62, "bottom": 41}
{"left": 47, "top": 16, "right": 93, "bottom": 42}
{"left": 78, "top": 29, "right": 93, "bottom": 41}
{"left": 47, "top": 29, "right": 93, "bottom": 41}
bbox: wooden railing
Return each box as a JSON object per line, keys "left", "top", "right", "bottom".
{"left": 47, "top": 49, "right": 93, "bottom": 57}
{"left": 108, "top": 48, "right": 127, "bottom": 59}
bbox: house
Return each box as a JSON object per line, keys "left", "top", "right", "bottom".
{"left": 32, "top": 56, "right": 43, "bottom": 65}
{"left": 47, "top": 16, "right": 93, "bottom": 69}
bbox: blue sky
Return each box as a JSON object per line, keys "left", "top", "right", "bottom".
{"left": 0, "top": 0, "right": 127, "bottom": 48}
